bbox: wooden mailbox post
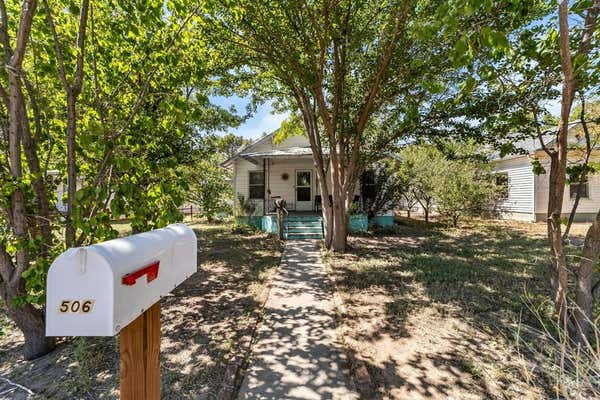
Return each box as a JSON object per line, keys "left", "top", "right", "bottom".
{"left": 46, "top": 224, "right": 197, "bottom": 399}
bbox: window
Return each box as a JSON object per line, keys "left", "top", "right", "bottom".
{"left": 361, "top": 170, "right": 377, "bottom": 202}
{"left": 296, "top": 171, "right": 311, "bottom": 202}
{"left": 495, "top": 173, "right": 509, "bottom": 200}
{"left": 249, "top": 171, "right": 265, "bottom": 199}
{"left": 570, "top": 177, "right": 589, "bottom": 199}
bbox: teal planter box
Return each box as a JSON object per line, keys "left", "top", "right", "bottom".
{"left": 261, "top": 215, "right": 279, "bottom": 234}
{"left": 370, "top": 215, "right": 394, "bottom": 227}
{"left": 249, "top": 216, "right": 263, "bottom": 230}
{"left": 349, "top": 214, "right": 368, "bottom": 232}
{"left": 234, "top": 216, "right": 262, "bottom": 230}
{"left": 235, "top": 215, "right": 278, "bottom": 234}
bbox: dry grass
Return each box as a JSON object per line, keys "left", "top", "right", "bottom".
{"left": 326, "top": 217, "right": 589, "bottom": 400}
{"left": 0, "top": 222, "right": 282, "bottom": 399}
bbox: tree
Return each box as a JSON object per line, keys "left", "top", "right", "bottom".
{"left": 203, "top": 0, "right": 538, "bottom": 252}
{"left": 361, "top": 160, "right": 403, "bottom": 219}
{"left": 184, "top": 154, "right": 232, "bottom": 221}
{"left": 0, "top": 0, "right": 55, "bottom": 360}
{"left": 523, "top": 0, "right": 600, "bottom": 344}
{"left": 216, "top": 133, "right": 251, "bottom": 160}
{"left": 0, "top": 0, "right": 241, "bottom": 359}
{"left": 470, "top": 0, "right": 600, "bottom": 343}
{"left": 434, "top": 158, "right": 495, "bottom": 227}
{"left": 398, "top": 145, "right": 443, "bottom": 222}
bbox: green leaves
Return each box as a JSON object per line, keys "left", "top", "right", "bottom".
{"left": 531, "top": 159, "right": 547, "bottom": 176}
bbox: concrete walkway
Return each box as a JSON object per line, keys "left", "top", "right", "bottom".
{"left": 238, "top": 240, "right": 359, "bottom": 400}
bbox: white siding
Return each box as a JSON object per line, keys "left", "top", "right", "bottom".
{"left": 233, "top": 158, "right": 267, "bottom": 215}
{"left": 231, "top": 134, "right": 363, "bottom": 214}
{"left": 535, "top": 157, "right": 600, "bottom": 216}
{"left": 494, "top": 156, "right": 535, "bottom": 221}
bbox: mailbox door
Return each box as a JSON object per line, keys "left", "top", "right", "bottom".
{"left": 46, "top": 249, "right": 114, "bottom": 336}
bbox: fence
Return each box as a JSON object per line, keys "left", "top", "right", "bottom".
{"left": 178, "top": 204, "right": 199, "bottom": 220}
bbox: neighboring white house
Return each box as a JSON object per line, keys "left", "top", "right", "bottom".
{"left": 492, "top": 125, "right": 600, "bottom": 223}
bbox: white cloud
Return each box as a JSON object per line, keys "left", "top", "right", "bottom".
{"left": 252, "top": 112, "right": 289, "bottom": 137}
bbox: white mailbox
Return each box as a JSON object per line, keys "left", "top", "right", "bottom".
{"left": 46, "top": 223, "right": 197, "bottom": 337}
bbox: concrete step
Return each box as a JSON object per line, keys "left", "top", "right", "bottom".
{"left": 286, "top": 221, "right": 322, "bottom": 226}
{"left": 286, "top": 216, "right": 323, "bottom": 222}
{"left": 287, "top": 232, "right": 323, "bottom": 240}
{"left": 287, "top": 226, "right": 323, "bottom": 234}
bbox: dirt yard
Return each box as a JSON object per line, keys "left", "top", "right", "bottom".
{"left": 326, "top": 218, "right": 586, "bottom": 400}
{"left": 0, "top": 222, "right": 282, "bottom": 399}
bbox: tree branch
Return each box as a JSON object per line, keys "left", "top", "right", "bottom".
{"left": 9, "top": 0, "right": 36, "bottom": 70}
{"left": 0, "top": 0, "right": 12, "bottom": 61}
{"left": 42, "top": 0, "right": 69, "bottom": 88}
{"left": 72, "top": 0, "right": 89, "bottom": 96}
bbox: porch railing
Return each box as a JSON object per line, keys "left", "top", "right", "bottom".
{"left": 267, "top": 198, "right": 295, "bottom": 213}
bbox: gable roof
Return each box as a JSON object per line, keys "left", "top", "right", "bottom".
{"left": 220, "top": 132, "right": 275, "bottom": 167}
{"left": 220, "top": 132, "right": 319, "bottom": 166}
{"left": 492, "top": 121, "right": 600, "bottom": 161}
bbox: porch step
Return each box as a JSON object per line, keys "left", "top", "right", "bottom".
{"left": 286, "top": 216, "right": 322, "bottom": 222}
{"left": 287, "top": 232, "right": 323, "bottom": 240}
{"left": 286, "top": 221, "right": 323, "bottom": 228}
{"left": 283, "top": 215, "right": 323, "bottom": 240}
{"left": 287, "top": 226, "right": 323, "bottom": 234}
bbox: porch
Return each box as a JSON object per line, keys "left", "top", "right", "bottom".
{"left": 242, "top": 212, "right": 371, "bottom": 239}
{"left": 229, "top": 143, "right": 394, "bottom": 238}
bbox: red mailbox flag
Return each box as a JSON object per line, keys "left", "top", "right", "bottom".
{"left": 122, "top": 261, "right": 160, "bottom": 286}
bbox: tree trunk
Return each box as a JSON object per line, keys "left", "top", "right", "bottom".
{"left": 5, "top": 302, "right": 55, "bottom": 360}
{"left": 545, "top": 0, "right": 578, "bottom": 326}
{"left": 573, "top": 210, "right": 600, "bottom": 342}
{"left": 329, "top": 157, "right": 348, "bottom": 252}
{"left": 424, "top": 207, "right": 429, "bottom": 223}
{"left": 547, "top": 151, "right": 569, "bottom": 325}
{"left": 65, "top": 92, "right": 77, "bottom": 247}
{"left": 322, "top": 202, "right": 333, "bottom": 248}
{"left": 331, "top": 205, "right": 347, "bottom": 252}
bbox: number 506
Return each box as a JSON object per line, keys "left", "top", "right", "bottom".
{"left": 58, "top": 300, "right": 94, "bottom": 314}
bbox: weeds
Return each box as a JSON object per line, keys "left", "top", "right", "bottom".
{"left": 516, "top": 299, "right": 600, "bottom": 399}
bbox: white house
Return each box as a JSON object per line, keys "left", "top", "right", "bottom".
{"left": 221, "top": 132, "right": 394, "bottom": 238}
{"left": 492, "top": 126, "right": 600, "bottom": 222}
{"left": 222, "top": 133, "right": 323, "bottom": 215}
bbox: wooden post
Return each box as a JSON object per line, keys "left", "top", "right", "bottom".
{"left": 120, "top": 302, "right": 161, "bottom": 400}
{"left": 277, "top": 208, "right": 284, "bottom": 240}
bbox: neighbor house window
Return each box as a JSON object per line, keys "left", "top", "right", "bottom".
{"left": 570, "top": 177, "right": 589, "bottom": 199}
{"left": 249, "top": 171, "right": 265, "bottom": 199}
{"left": 495, "top": 173, "right": 509, "bottom": 200}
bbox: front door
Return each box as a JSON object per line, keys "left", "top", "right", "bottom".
{"left": 296, "top": 170, "right": 312, "bottom": 211}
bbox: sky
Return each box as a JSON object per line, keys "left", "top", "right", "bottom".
{"left": 213, "top": 95, "right": 562, "bottom": 141}
{"left": 211, "top": 96, "right": 289, "bottom": 140}
{"left": 211, "top": 76, "right": 565, "bottom": 142}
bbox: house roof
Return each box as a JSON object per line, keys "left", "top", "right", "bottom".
{"left": 220, "top": 132, "right": 275, "bottom": 167}
{"left": 220, "top": 131, "right": 324, "bottom": 166}
{"left": 240, "top": 146, "right": 315, "bottom": 158}
{"left": 492, "top": 121, "right": 600, "bottom": 161}
{"left": 490, "top": 135, "right": 553, "bottom": 161}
